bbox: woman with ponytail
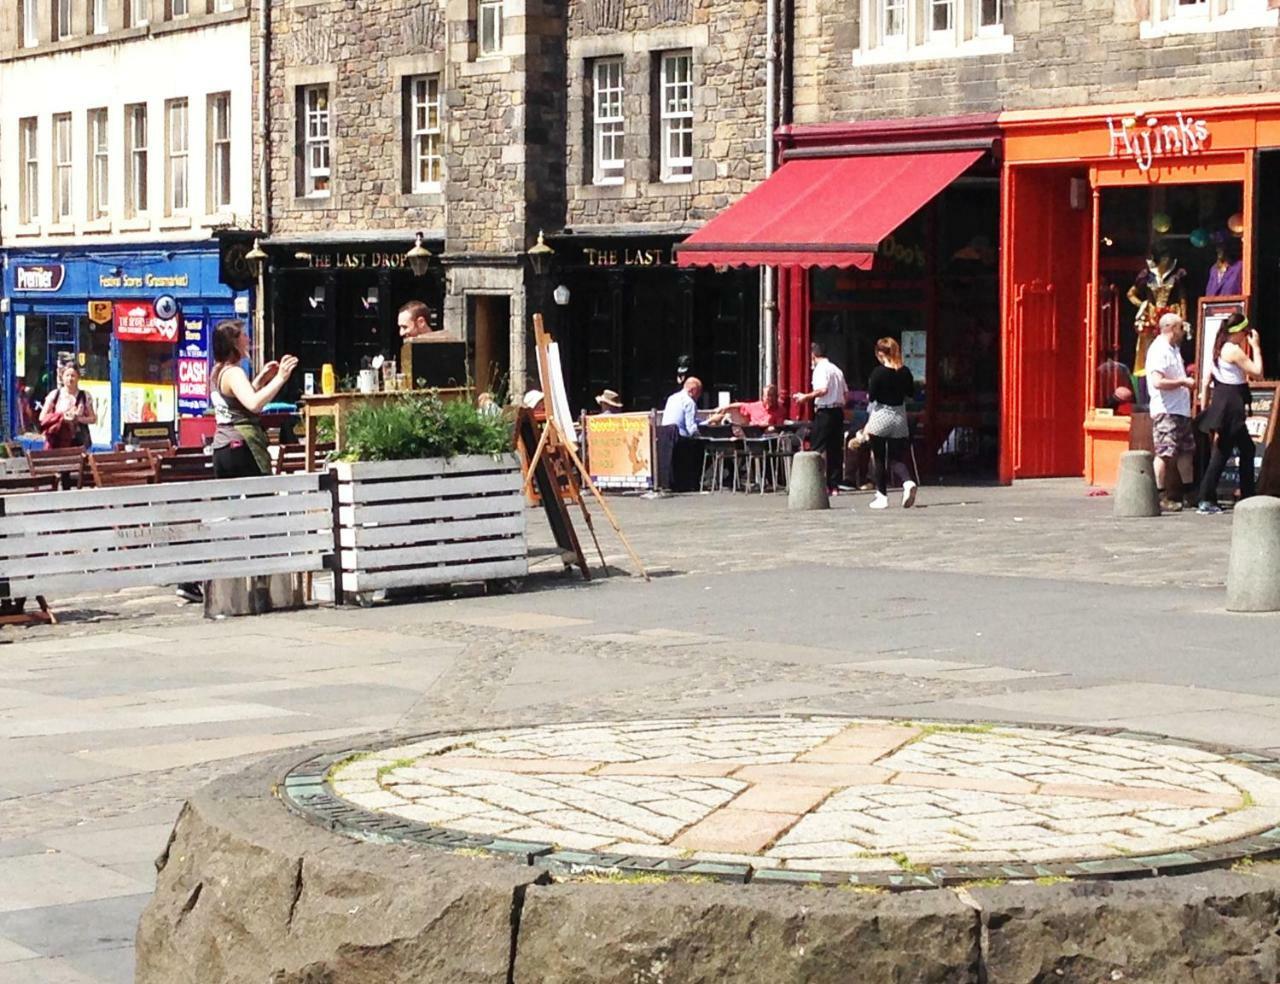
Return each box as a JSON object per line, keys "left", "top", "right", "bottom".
{"left": 1197, "top": 312, "right": 1263, "bottom": 514}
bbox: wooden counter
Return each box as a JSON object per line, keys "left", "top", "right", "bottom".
{"left": 300, "top": 388, "right": 469, "bottom": 470}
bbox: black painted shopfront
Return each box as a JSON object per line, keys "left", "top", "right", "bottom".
{"left": 547, "top": 236, "right": 761, "bottom": 417}
{"left": 264, "top": 240, "right": 451, "bottom": 400}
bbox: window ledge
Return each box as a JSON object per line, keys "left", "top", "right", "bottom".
{"left": 853, "top": 31, "right": 1013, "bottom": 66}
{"left": 13, "top": 223, "right": 43, "bottom": 237}
{"left": 202, "top": 211, "right": 236, "bottom": 227}
{"left": 403, "top": 191, "right": 445, "bottom": 206}
{"left": 659, "top": 175, "right": 694, "bottom": 185}
{"left": 83, "top": 219, "right": 113, "bottom": 233}
{"left": 461, "top": 56, "right": 511, "bottom": 77}
{"left": 293, "top": 194, "right": 333, "bottom": 209}
{"left": 1139, "top": 9, "right": 1278, "bottom": 38}
{"left": 46, "top": 223, "right": 75, "bottom": 236}
{"left": 119, "top": 216, "right": 152, "bottom": 231}
{"left": 158, "top": 215, "right": 192, "bottom": 230}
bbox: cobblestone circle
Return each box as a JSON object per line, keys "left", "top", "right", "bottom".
{"left": 295, "top": 716, "right": 1280, "bottom": 884}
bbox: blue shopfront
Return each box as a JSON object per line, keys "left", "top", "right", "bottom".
{"left": 2, "top": 244, "right": 250, "bottom": 447}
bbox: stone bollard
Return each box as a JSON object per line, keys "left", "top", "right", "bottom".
{"left": 1113, "top": 450, "right": 1161, "bottom": 518}
{"left": 1226, "top": 497, "right": 1280, "bottom": 612}
{"left": 787, "top": 451, "right": 830, "bottom": 511}
{"left": 203, "top": 574, "right": 307, "bottom": 619}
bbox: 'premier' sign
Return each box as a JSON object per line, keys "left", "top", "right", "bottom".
{"left": 15, "top": 264, "right": 66, "bottom": 292}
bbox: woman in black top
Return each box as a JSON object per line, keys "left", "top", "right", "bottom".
{"left": 861, "top": 337, "right": 917, "bottom": 509}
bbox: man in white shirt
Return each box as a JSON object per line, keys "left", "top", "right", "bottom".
{"left": 795, "top": 342, "right": 849, "bottom": 493}
{"left": 1145, "top": 313, "right": 1197, "bottom": 511}
{"left": 661, "top": 377, "right": 702, "bottom": 437}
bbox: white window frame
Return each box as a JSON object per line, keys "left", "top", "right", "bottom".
{"left": 659, "top": 51, "right": 693, "bottom": 183}
{"left": 19, "top": 118, "right": 39, "bottom": 225}
{"left": 856, "top": 0, "right": 1012, "bottom": 63}
{"left": 478, "top": 0, "right": 503, "bottom": 56}
{"left": 22, "top": 0, "right": 39, "bottom": 47}
{"left": 130, "top": 0, "right": 149, "bottom": 27}
{"left": 408, "top": 75, "right": 444, "bottom": 193}
{"left": 89, "top": 108, "right": 109, "bottom": 220}
{"left": 91, "top": 0, "right": 109, "bottom": 33}
{"left": 209, "top": 92, "right": 232, "bottom": 212}
{"left": 215, "top": 0, "right": 234, "bottom": 9}
{"left": 165, "top": 98, "right": 189, "bottom": 214}
{"left": 301, "top": 84, "right": 331, "bottom": 198}
{"left": 172, "top": 0, "right": 190, "bottom": 17}
{"left": 975, "top": 0, "right": 1003, "bottom": 37}
{"left": 55, "top": 0, "right": 73, "bottom": 39}
{"left": 592, "top": 58, "right": 625, "bottom": 186}
{"left": 126, "top": 103, "right": 149, "bottom": 217}
{"left": 1142, "top": 0, "right": 1277, "bottom": 35}
{"left": 53, "top": 113, "right": 73, "bottom": 223}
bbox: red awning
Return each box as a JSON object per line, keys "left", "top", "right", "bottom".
{"left": 676, "top": 149, "right": 983, "bottom": 270}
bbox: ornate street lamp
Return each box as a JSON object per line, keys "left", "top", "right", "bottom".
{"left": 405, "top": 231, "right": 433, "bottom": 278}
{"left": 244, "top": 238, "right": 268, "bottom": 277}
{"left": 527, "top": 230, "right": 555, "bottom": 278}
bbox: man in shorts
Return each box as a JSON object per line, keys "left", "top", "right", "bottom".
{"left": 1145, "top": 312, "right": 1197, "bottom": 511}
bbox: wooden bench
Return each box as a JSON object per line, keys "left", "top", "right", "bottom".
{"left": 26, "top": 448, "right": 88, "bottom": 489}
{"left": 276, "top": 442, "right": 335, "bottom": 475}
{"left": 0, "top": 473, "right": 336, "bottom": 608}
{"left": 89, "top": 450, "right": 159, "bottom": 487}
{"left": 0, "top": 474, "right": 59, "bottom": 495}
{"left": 158, "top": 449, "right": 215, "bottom": 483}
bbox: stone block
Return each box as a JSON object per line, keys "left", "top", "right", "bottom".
{"left": 971, "top": 871, "right": 1280, "bottom": 984}
{"left": 512, "top": 881, "right": 980, "bottom": 983}
{"left": 1226, "top": 496, "right": 1280, "bottom": 612}
{"left": 135, "top": 751, "right": 544, "bottom": 984}
{"left": 788, "top": 451, "right": 830, "bottom": 511}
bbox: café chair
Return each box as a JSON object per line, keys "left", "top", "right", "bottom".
{"left": 89, "top": 449, "right": 159, "bottom": 487}
{"left": 26, "top": 447, "right": 89, "bottom": 489}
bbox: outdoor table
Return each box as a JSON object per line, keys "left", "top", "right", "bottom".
{"left": 300, "top": 388, "right": 469, "bottom": 471}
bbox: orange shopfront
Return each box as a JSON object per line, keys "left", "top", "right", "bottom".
{"left": 1000, "top": 95, "right": 1278, "bottom": 487}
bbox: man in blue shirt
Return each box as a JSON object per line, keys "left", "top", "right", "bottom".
{"left": 661, "top": 377, "right": 703, "bottom": 437}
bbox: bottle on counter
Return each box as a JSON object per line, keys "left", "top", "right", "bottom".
{"left": 321, "top": 363, "right": 336, "bottom": 395}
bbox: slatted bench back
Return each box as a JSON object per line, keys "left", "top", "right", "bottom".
{"left": 0, "top": 456, "right": 33, "bottom": 478}
{"left": 158, "top": 451, "right": 215, "bottom": 483}
{"left": 0, "top": 474, "right": 335, "bottom": 601}
{"left": 26, "top": 449, "right": 87, "bottom": 488}
{"left": 90, "top": 450, "right": 158, "bottom": 487}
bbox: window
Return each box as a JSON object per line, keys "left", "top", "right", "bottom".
{"left": 215, "top": 0, "right": 234, "bottom": 8}
{"left": 19, "top": 119, "right": 39, "bottom": 224}
{"left": 165, "top": 98, "right": 189, "bottom": 213}
{"left": 91, "top": 0, "right": 108, "bottom": 33}
{"left": 300, "top": 84, "right": 331, "bottom": 197}
{"left": 170, "top": 0, "right": 189, "bottom": 17}
{"left": 126, "top": 103, "right": 148, "bottom": 216}
{"left": 659, "top": 51, "right": 693, "bottom": 182}
{"left": 1143, "top": 0, "right": 1276, "bottom": 34}
{"left": 591, "top": 58, "right": 625, "bottom": 185}
{"left": 478, "top": 0, "right": 503, "bottom": 56}
{"left": 22, "top": 0, "right": 39, "bottom": 47}
{"left": 929, "top": 0, "right": 955, "bottom": 38}
{"left": 977, "top": 0, "right": 1003, "bottom": 34}
{"left": 88, "top": 108, "right": 109, "bottom": 219}
{"left": 129, "top": 0, "right": 149, "bottom": 27}
{"left": 53, "top": 113, "right": 72, "bottom": 222}
{"left": 55, "top": 0, "right": 72, "bottom": 39}
{"left": 209, "top": 92, "right": 232, "bottom": 211}
{"left": 857, "top": 0, "right": 1011, "bottom": 59}
{"left": 881, "top": 0, "right": 908, "bottom": 43}
{"left": 407, "top": 76, "right": 443, "bottom": 193}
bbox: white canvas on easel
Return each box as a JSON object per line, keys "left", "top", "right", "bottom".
{"left": 546, "top": 341, "right": 577, "bottom": 451}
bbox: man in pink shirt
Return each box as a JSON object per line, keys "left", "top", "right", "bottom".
{"left": 714, "top": 384, "right": 785, "bottom": 430}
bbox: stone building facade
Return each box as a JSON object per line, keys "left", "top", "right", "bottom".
{"left": 792, "top": 0, "right": 1280, "bottom": 124}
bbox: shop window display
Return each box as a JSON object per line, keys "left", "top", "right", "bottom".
{"left": 1096, "top": 183, "right": 1243, "bottom": 412}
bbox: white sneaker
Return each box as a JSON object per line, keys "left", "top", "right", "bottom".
{"left": 869, "top": 492, "right": 889, "bottom": 510}
{"left": 902, "top": 480, "right": 918, "bottom": 509}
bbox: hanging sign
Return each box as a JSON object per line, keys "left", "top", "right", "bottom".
{"left": 176, "top": 319, "right": 209, "bottom": 415}
{"left": 114, "top": 302, "right": 180, "bottom": 343}
{"left": 1106, "top": 112, "right": 1211, "bottom": 173}
{"left": 88, "top": 301, "right": 113, "bottom": 324}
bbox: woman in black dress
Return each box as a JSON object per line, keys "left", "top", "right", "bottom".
{"left": 1197, "top": 313, "right": 1264, "bottom": 514}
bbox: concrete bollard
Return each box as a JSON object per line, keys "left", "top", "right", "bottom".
{"left": 788, "top": 451, "right": 830, "bottom": 511}
{"left": 203, "top": 574, "right": 307, "bottom": 619}
{"left": 1226, "top": 497, "right": 1280, "bottom": 612}
{"left": 1113, "top": 450, "right": 1161, "bottom": 518}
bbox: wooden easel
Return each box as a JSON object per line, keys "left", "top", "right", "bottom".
{"left": 522, "top": 315, "right": 649, "bottom": 581}
{"left": 516, "top": 408, "right": 591, "bottom": 579}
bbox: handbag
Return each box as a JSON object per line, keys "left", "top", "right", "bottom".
{"left": 865, "top": 402, "right": 909, "bottom": 439}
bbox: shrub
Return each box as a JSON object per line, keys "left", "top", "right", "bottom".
{"left": 336, "top": 393, "right": 513, "bottom": 462}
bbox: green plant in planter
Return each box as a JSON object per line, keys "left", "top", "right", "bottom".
{"left": 336, "top": 393, "right": 514, "bottom": 462}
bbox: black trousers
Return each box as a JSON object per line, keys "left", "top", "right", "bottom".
{"left": 213, "top": 442, "right": 264, "bottom": 479}
{"left": 869, "top": 435, "right": 912, "bottom": 496}
{"left": 811, "top": 408, "right": 845, "bottom": 490}
{"left": 1198, "top": 426, "right": 1255, "bottom": 504}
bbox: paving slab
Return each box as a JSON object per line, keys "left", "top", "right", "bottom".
{"left": 0, "top": 855, "right": 150, "bottom": 914}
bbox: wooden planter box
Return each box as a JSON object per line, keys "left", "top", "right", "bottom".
{"left": 333, "top": 453, "right": 527, "bottom": 597}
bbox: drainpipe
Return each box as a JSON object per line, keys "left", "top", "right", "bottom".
{"left": 760, "top": 0, "right": 778, "bottom": 390}
{"left": 256, "top": 0, "right": 272, "bottom": 364}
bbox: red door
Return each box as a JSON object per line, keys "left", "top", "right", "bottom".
{"left": 1004, "top": 167, "right": 1088, "bottom": 479}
